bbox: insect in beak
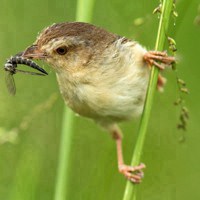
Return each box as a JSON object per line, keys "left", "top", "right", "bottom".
{"left": 4, "top": 56, "right": 48, "bottom": 95}
{"left": 5, "top": 56, "right": 48, "bottom": 75}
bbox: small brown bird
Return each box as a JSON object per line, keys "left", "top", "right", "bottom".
{"left": 21, "top": 22, "right": 174, "bottom": 183}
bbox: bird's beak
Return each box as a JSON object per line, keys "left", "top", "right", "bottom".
{"left": 13, "top": 45, "right": 48, "bottom": 76}
{"left": 22, "top": 45, "right": 47, "bottom": 59}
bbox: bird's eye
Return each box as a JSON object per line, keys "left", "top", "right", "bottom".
{"left": 56, "top": 46, "right": 68, "bottom": 55}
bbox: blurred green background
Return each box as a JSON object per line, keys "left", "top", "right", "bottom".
{"left": 0, "top": 0, "right": 200, "bottom": 199}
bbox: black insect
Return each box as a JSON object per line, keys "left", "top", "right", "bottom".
{"left": 4, "top": 56, "right": 48, "bottom": 95}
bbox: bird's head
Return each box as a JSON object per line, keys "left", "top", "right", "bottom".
{"left": 22, "top": 22, "right": 117, "bottom": 73}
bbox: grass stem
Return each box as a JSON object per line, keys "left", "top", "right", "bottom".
{"left": 54, "top": 108, "right": 75, "bottom": 200}
{"left": 54, "top": 0, "right": 95, "bottom": 199}
{"left": 122, "top": 0, "right": 174, "bottom": 199}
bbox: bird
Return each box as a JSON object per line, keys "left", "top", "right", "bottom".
{"left": 21, "top": 22, "right": 175, "bottom": 183}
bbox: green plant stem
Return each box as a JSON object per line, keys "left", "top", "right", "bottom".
{"left": 76, "top": 0, "right": 95, "bottom": 21}
{"left": 54, "top": 108, "right": 75, "bottom": 200}
{"left": 122, "top": 0, "right": 174, "bottom": 200}
{"left": 54, "top": 0, "right": 95, "bottom": 200}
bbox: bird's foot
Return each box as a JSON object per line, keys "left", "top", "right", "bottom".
{"left": 143, "top": 51, "right": 175, "bottom": 70}
{"left": 118, "top": 163, "right": 146, "bottom": 183}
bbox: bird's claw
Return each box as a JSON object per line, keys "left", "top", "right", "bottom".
{"left": 118, "top": 163, "right": 146, "bottom": 183}
{"left": 143, "top": 51, "right": 175, "bottom": 70}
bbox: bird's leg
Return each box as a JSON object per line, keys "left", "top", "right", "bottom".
{"left": 143, "top": 51, "right": 175, "bottom": 91}
{"left": 111, "top": 125, "right": 145, "bottom": 183}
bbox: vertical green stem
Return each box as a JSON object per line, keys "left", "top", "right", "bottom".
{"left": 122, "top": 0, "right": 174, "bottom": 200}
{"left": 54, "top": 1, "right": 95, "bottom": 200}
{"left": 54, "top": 108, "right": 75, "bottom": 200}
{"left": 76, "top": 0, "right": 95, "bottom": 22}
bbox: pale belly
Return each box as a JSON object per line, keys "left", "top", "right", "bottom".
{"left": 57, "top": 66, "right": 150, "bottom": 124}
